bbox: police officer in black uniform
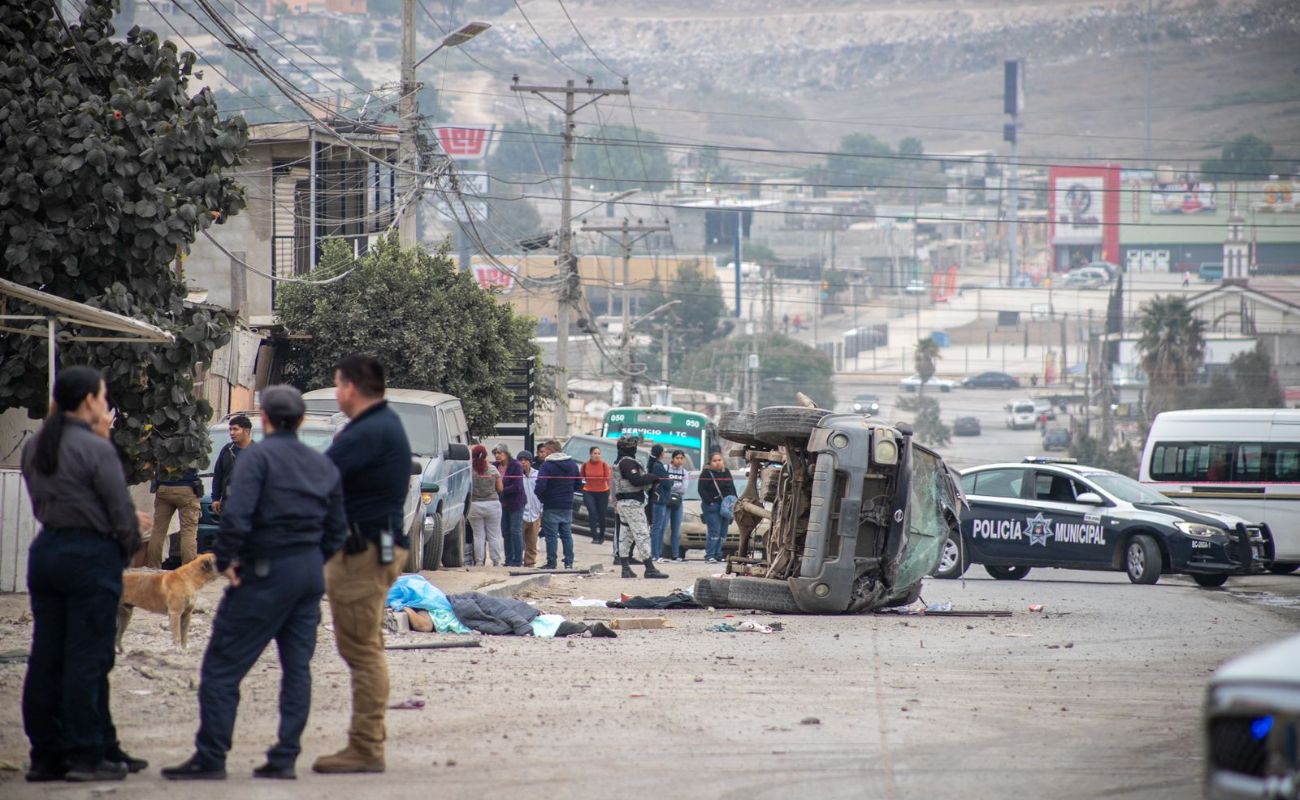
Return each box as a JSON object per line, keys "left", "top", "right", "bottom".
{"left": 162, "top": 386, "right": 348, "bottom": 781}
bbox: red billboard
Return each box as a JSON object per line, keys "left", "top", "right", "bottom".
{"left": 434, "top": 125, "right": 495, "bottom": 161}
{"left": 1049, "top": 164, "right": 1120, "bottom": 270}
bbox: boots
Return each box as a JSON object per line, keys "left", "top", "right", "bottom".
{"left": 311, "top": 746, "right": 384, "bottom": 775}
{"left": 642, "top": 558, "right": 668, "bottom": 579}
{"left": 620, "top": 557, "right": 637, "bottom": 578}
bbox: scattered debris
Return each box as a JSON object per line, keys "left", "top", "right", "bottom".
{"left": 0, "top": 650, "right": 29, "bottom": 664}
{"left": 800, "top": 717, "right": 821, "bottom": 725}
{"left": 567, "top": 597, "right": 610, "bottom": 607}
{"left": 707, "top": 620, "right": 778, "bottom": 633}
{"left": 1029, "top": 604, "right": 1045, "bottom": 613}
{"left": 389, "top": 698, "right": 425, "bottom": 710}
{"left": 609, "top": 617, "right": 671, "bottom": 630}
{"left": 384, "top": 640, "right": 482, "bottom": 651}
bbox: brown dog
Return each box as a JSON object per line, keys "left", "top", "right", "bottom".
{"left": 117, "top": 552, "right": 220, "bottom": 652}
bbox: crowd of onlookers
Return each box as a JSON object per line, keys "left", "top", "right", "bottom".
{"left": 463, "top": 439, "right": 739, "bottom": 568}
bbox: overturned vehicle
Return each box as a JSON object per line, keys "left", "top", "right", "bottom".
{"left": 694, "top": 404, "right": 964, "bottom": 614}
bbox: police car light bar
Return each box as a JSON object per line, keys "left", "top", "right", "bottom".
{"left": 1022, "top": 456, "right": 1079, "bottom": 464}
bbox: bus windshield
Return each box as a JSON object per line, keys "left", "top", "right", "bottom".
{"left": 602, "top": 407, "right": 710, "bottom": 466}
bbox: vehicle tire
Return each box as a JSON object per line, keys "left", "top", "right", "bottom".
{"left": 692, "top": 577, "right": 731, "bottom": 608}
{"left": 421, "top": 514, "right": 444, "bottom": 571}
{"left": 754, "top": 406, "right": 831, "bottom": 448}
{"left": 404, "top": 517, "right": 424, "bottom": 573}
{"left": 1192, "top": 572, "right": 1229, "bottom": 588}
{"left": 932, "top": 530, "right": 967, "bottom": 579}
{"left": 1267, "top": 562, "right": 1299, "bottom": 575}
{"left": 722, "top": 576, "right": 804, "bottom": 614}
{"left": 442, "top": 518, "right": 466, "bottom": 568}
{"left": 719, "top": 411, "right": 764, "bottom": 447}
{"left": 984, "top": 565, "right": 1030, "bottom": 580}
{"left": 1125, "top": 534, "right": 1162, "bottom": 585}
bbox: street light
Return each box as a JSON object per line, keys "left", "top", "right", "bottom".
{"left": 414, "top": 20, "right": 492, "bottom": 68}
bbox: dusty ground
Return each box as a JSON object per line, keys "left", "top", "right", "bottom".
{"left": 1, "top": 535, "right": 1297, "bottom": 799}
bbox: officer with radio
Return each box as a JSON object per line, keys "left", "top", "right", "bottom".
{"left": 162, "top": 385, "right": 348, "bottom": 780}
{"left": 313, "top": 354, "right": 412, "bottom": 775}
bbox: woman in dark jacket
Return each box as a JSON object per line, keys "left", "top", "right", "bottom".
{"left": 20, "top": 366, "right": 145, "bottom": 782}
{"left": 697, "top": 451, "right": 737, "bottom": 564}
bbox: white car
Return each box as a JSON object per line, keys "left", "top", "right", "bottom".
{"left": 899, "top": 374, "right": 955, "bottom": 393}
{"left": 1006, "top": 400, "right": 1037, "bottom": 429}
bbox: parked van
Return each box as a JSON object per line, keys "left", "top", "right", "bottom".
{"left": 1006, "top": 400, "right": 1037, "bottom": 430}
{"left": 1139, "top": 409, "right": 1300, "bottom": 570}
{"left": 303, "top": 388, "right": 473, "bottom": 571}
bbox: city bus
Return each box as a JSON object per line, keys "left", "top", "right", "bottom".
{"left": 601, "top": 406, "right": 714, "bottom": 468}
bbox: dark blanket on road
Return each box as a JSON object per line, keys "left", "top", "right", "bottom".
{"left": 447, "top": 592, "right": 539, "bottom": 636}
{"left": 607, "top": 592, "right": 702, "bottom": 610}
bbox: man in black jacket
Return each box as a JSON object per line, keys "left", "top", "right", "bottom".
{"left": 613, "top": 436, "right": 668, "bottom": 579}
{"left": 163, "top": 386, "right": 348, "bottom": 781}
{"left": 313, "top": 354, "right": 411, "bottom": 775}
{"left": 210, "top": 414, "right": 253, "bottom": 517}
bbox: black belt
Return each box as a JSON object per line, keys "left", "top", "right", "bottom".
{"left": 43, "top": 526, "right": 112, "bottom": 539}
{"left": 616, "top": 494, "right": 644, "bottom": 501}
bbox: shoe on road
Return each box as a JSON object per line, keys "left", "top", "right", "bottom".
{"left": 106, "top": 748, "right": 148, "bottom": 774}
{"left": 160, "top": 755, "right": 225, "bottom": 781}
{"left": 253, "top": 762, "right": 297, "bottom": 780}
{"left": 312, "top": 747, "right": 385, "bottom": 774}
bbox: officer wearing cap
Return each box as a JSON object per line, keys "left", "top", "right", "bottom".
{"left": 613, "top": 436, "right": 668, "bottom": 579}
{"left": 163, "top": 385, "right": 348, "bottom": 781}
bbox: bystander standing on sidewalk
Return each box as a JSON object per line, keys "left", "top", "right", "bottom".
{"left": 467, "top": 445, "right": 503, "bottom": 567}
{"left": 494, "top": 444, "right": 525, "bottom": 567}
{"left": 699, "top": 452, "right": 737, "bottom": 564}
{"left": 535, "top": 440, "right": 581, "bottom": 570}
{"left": 147, "top": 463, "right": 202, "bottom": 569}
{"left": 210, "top": 415, "right": 253, "bottom": 518}
{"left": 21, "top": 367, "right": 145, "bottom": 783}
{"left": 313, "top": 355, "right": 410, "bottom": 775}
{"left": 519, "top": 451, "right": 542, "bottom": 567}
{"left": 665, "top": 451, "right": 689, "bottom": 562}
{"left": 580, "top": 446, "right": 612, "bottom": 545}
{"left": 647, "top": 444, "right": 671, "bottom": 561}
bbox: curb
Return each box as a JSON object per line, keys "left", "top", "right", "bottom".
{"left": 478, "top": 573, "right": 552, "bottom": 598}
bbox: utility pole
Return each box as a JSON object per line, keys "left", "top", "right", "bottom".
{"left": 1004, "top": 59, "right": 1024, "bottom": 286}
{"left": 513, "top": 77, "right": 629, "bottom": 435}
{"left": 1143, "top": 0, "right": 1153, "bottom": 164}
{"left": 398, "top": 0, "right": 418, "bottom": 248}
{"left": 582, "top": 217, "right": 669, "bottom": 407}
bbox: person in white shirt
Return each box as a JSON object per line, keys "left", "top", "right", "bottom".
{"left": 665, "top": 451, "right": 689, "bottom": 561}
{"left": 518, "top": 450, "right": 543, "bottom": 568}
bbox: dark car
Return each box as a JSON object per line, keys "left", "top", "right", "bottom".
{"left": 961, "top": 371, "right": 1021, "bottom": 390}
{"left": 851, "top": 393, "right": 881, "bottom": 416}
{"left": 953, "top": 416, "right": 981, "bottom": 436}
{"left": 931, "top": 458, "right": 1274, "bottom": 587}
{"left": 1042, "top": 427, "right": 1071, "bottom": 450}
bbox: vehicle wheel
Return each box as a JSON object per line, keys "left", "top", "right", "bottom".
{"left": 719, "top": 411, "right": 764, "bottom": 447}
{"left": 442, "top": 518, "right": 466, "bottom": 567}
{"left": 1192, "top": 572, "right": 1229, "bottom": 588}
{"left": 692, "top": 577, "right": 731, "bottom": 608}
{"left": 421, "top": 514, "right": 444, "bottom": 571}
{"left": 721, "top": 577, "right": 804, "bottom": 613}
{"left": 404, "top": 517, "right": 424, "bottom": 573}
{"left": 984, "top": 565, "right": 1030, "bottom": 581}
{"left": 932, "top": 529, "right": 967, "bottom": 579}
{"left": 1267, "top": 562, "right": 1299, "bottom": 575}
{"left": 1125, "top": 534, "right": 1161, "bottom": 585}
{"left": 754, "top": 406, "right": 831, "bottom": 448}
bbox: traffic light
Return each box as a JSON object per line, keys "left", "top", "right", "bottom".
{"left": 498, "top": 356, "right": 536, "bottom": 451}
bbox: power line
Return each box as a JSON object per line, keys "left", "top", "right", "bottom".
{"left": 553, "top": 0, "right": 624, "bottom": 79}
{"left": 511, "top": 0, "right": 585, "bottom": 76}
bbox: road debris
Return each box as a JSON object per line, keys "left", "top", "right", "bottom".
{"left": 800, "top": 717, "right": 821, "bottom": 725}
{"left": 567, "top": 597, "right": 610, "bottom": 607}
{"left": 384, "top": 640, "right": 482, "bottom": 651}
{"left": 706, "top": 620, "right": 780, "bottom": 633}
{"left": 389, "top": 698, "right": 426, "bottom": 710}
{"left": 609, "top": 617, "right": 671, "bottom": 630}
{"left": 1029, "top": 604, "right": 1045, "bottom": 612}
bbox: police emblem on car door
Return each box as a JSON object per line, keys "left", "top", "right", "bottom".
{"left": 1026, "top": 470, "right": 1108, "bottom": 567}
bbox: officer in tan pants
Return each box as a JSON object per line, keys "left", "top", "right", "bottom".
{"left": 314, "top": 355, "right": 410, "bottom": 775}
{"left": 147, "top": 468, "right": 202, "bottom": 568}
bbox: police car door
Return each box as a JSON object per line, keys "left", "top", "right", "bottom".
{"left": 1027, "top": 469, "right": 1107, "bottom": 567}
{"left": 964, "top": 468, "right": 1046, "bottom": 565}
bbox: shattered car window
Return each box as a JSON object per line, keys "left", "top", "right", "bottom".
{"left": 895, "top": 448, "right": 952, "bottom": 591}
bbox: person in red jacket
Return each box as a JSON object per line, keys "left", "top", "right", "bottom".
{"left": 580, "top": 447, "right": 612, "bottom": 545}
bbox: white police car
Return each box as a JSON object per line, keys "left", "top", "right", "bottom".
{"left": 933, "top": 458, "right": 1274, "bottom": 587}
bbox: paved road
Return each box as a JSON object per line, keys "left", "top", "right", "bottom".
{"left": 2, "top": 535, "right": 1297, "bottom": 799}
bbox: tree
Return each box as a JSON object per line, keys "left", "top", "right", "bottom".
{"left": 1200, "top": 134, "right": 1278, "bottom": 180}
{"left": 0, "top": 0, "right": 246, "bottom": 483}
{"left": 478, "top": 195, "right": 543, "bottom": 253}
{"left": 642, "top": 261, "right": 727, "bottom": 378}
{"left": 897, "top": 395, "right": 951, "bottom": 447}
{"left": 1069, "top": 433, "right": 1139, "bottom": 478}
{"left": 821, "top": 133, "right": 895, "bottom": 187}
{"left": 574, "top": 123, "right": 672, "bottom": 192}
{"left": 898, "top": 137, "right": 924, "bottom": 157}
{"left": 1136, "top": 296, "right": 1206, "bottom": 417}
{"left": 1199, "top": 343, "right": 1284, "bottom": 408}
{"left": 276, "top": 236, "right": 541, "bottom": 436}
{"left": 488, "top": 119, "right": 562, "bottom": 182}
{"left": 678, "top": 333, "right": 834, "bottom": 411}
{"left": 914, "top": 336, "right": 941, "bottom": 396}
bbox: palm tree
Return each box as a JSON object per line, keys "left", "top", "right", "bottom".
{"left": 1137, "top": 296, "right": 1206, "bottom": 416}
{"left": 914, "top": 336, "right": 941, "bottom": 398}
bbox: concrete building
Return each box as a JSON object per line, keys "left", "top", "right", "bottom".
{"left": 1186, "top": 279, "right": 1300, "bottom": 389}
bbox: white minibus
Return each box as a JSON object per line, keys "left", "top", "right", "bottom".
{"left": 1139, "top": 409, "right": 1300, "bottom": 570}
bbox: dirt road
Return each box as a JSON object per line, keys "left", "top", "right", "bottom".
{"left": 1, "top": 536, "right": 1296, "bottom": 798}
